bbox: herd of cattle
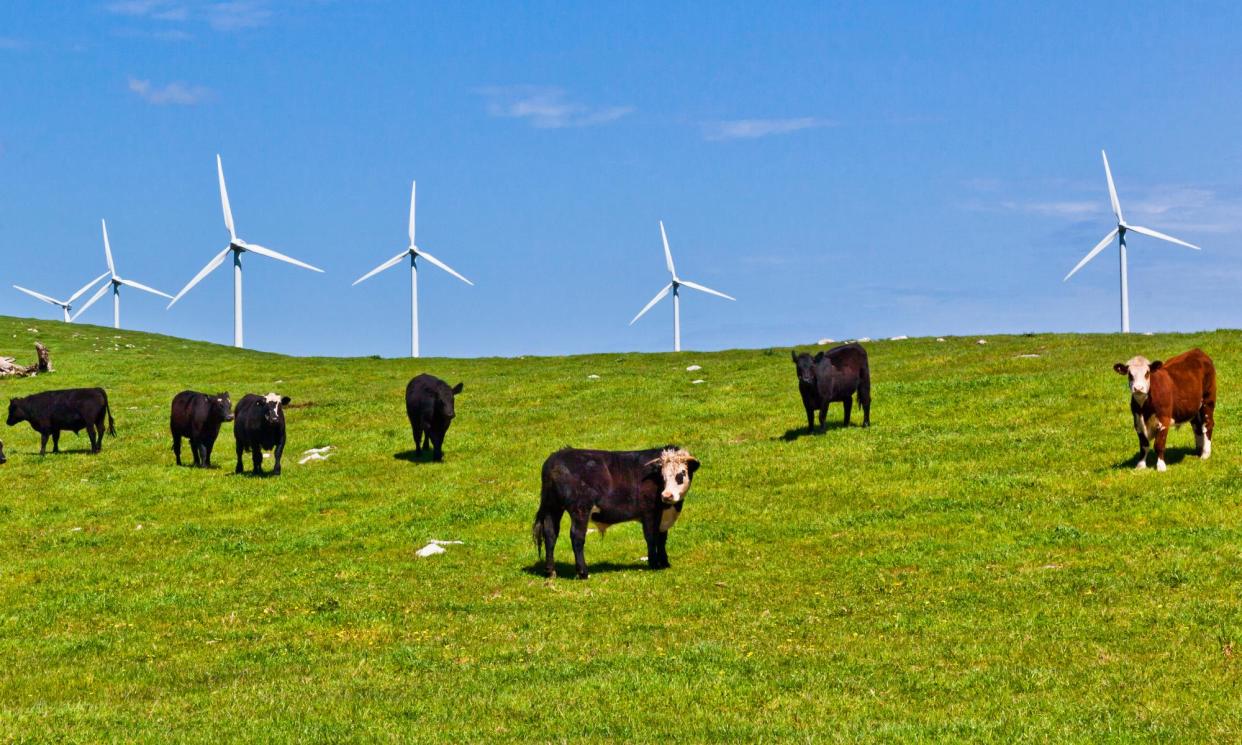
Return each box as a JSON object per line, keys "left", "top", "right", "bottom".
{"left": 0, "top": 342, "right": 1221, "bottom": 576}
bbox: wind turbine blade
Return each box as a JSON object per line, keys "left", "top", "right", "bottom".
{"left": 416, "top": 249, "right": 474, "bottom": 286}
{"left": 353, "top": 249, "right": 410, "bottom": 285}
{"left": 679, "top": 278, "right": 737, "bottom": 301}
{"left": 118, "top": 277, "right": 174, "bottom": 299}
{"left": 1101, "top": 150, "right": 1123, "bottom": 224}
{"left": 168, "top": 245, "right": 232, "bottom": 308}
{"left": 218, "top": 154, "right": 236, "bottom": 241}
{"left": 13, "top": 285, "right": 63, "bottom": 307}
{"left": 1125, "top": 224, "right": 1201, "bottom": 251}
{"left": 414, "top": 181, "right": 424, "bottom": 245}
{"left": 68, "top": 271, "right": 112, "bottom": 303}
{"left": 629, "top": 283, "right": 673, "bottom": 325}
{"left": 101, "top": 219, "right": 116, "bottom": 276}
{"left": 1063, "top": 228, "right": 1119, "bottom": 282}
{"left": 71, "top": 282, "right": 112, "bottom": 321}
{"left": 243, "top": 243, "right": 324, "bottom": 273}
{"left": 659, "top": 221, "right": 676, "bottom": 277}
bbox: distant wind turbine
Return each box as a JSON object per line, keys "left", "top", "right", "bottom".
{"left": 71, "top": 219, "right": 173, "bottom": 328}
{"left": 167, "top": 154, "right": 324, "bottom": 348}
{"left": 630, "top": 221, "right": 735, "bottom": 351}
{"left": 13, "top": 271, "right": 110, "bottom": 323}
{"left": 1063, "top": 151, "right": 1201, "bottom": 333}
{"left": 352, "top": 181, "right": 473, "bottom": 357}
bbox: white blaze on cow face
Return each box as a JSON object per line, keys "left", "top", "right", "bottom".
{"left": 263, "top": 392, "right": 290, "bottom": 424}
{"left": 649, "top": 447, "right": 701, "bottom": 505}
{"left": 1114, "top": 356, "right": 1154, "bottom": 399}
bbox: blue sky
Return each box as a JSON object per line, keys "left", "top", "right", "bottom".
{"left": 2, "top": 2, "right": 1241, "bottom": 357}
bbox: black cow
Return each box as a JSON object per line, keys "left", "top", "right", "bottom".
{"left": 6, "top": 388, "right": 115, "bottom": 454}
{"left": 0, "top": 440, "right": 6, "bottom": 465}
{"left": 405, "top": 374, "right": 463, "bottom": 462}
{"left": 233, "top": 393, "right": 289, "bottom": 475}
{"left": 533, "top": 446, "right": 700, "bottom": 579}
{"left": 792, "top": 343, "right": 871, "bottom": 432}
{"left": 170, "top": 391, "right": 234, "bottom": 468}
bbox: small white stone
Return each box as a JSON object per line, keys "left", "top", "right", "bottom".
{"left": 977, "top": 339, "right": 988, "bottom": 345}
{"left": 685, "top": 365, "right": 701, "bottom": 371}
{"left": 587, "top": 374, "right": 600, "bottom": 380}
{"left": 858, "top": 337, "right": 871, "bottom": 342}
{"left": 817, "top": 338, "right": 834, "bottom": 345}
{"left": 936, "top": 338, "right": 946, "bottom": 342}
{"left": 890, "top": 335, "right": 908, "bottom": 341}
{"left": 416, "top": 543, "right": 446, "bottom": 558}
{"left": 1017, "top": 353, "right": 1040, "bottom": 358}
{"left": 691, "top": 379, "right": 705, "bottom": 385}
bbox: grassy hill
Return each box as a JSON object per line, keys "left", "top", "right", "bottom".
{"left": 0, "top": 316, "right": 1239, "bottom": 742}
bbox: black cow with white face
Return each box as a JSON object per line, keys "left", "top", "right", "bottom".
{"left": 170, "top": 391, "right": 234, "bottom": 468}
{"left": 405, "top": 374, "right": 463, "bottom": 462}
{"left": 233, "top": 393, "right": 289, "bottom": 475}
{"left": 533, "top": 446, "right": 701, "bottom": 579}
{"left": 792, "top": 343, "right": 871, "bottom": 432}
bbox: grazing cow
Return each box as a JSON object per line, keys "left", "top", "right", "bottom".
{"left": 405, "top": 374, "right": 463, "bottom": 462}
{"left": 533, "top": 446, "right": 700, "bottom": 579}
{"left": 792, "top": 343, "right": 871, "bottom": 432}
{"left": 1114, "top": 348, "right": 1216, "bottom": 472}
{"left": 6, "top": 388, "right": 115, "bottom": 454}
{"left": 0, "top": 440, "right": 6, "bottom": 465}
{"left": 233, "top": 393, "right": 289, "bottom": 475}
{"left": 170, "top": 391, "right": 234, "bottom": 468}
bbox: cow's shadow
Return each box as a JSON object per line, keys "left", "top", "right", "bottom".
{"left": 1111, "top": 446, "right": 1200, "bottom": 470}
{"left": 522, "top": 561, "right": 652, "bottom": 579}
{"left": 35, "top": 448, "right": 101, "bottom": 456}
{"left": 394, "top": 449, "right": 441, "bottom": 464}
{"left": 778, "top": 422, "right": 853, "bottom": 441}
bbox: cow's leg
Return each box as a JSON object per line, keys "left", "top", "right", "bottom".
{"left": 173, "top": 433, "right": 183, "bottom": 465}
{"left": 272, "top": 439, "right": 284, "bottom": 476}
{"left": 1193, "top": 414, "right": 1206, "bottom": 457}
{"left": 859, "top": 380, "right": 872, "bottom": 428}
{"left": 655, "top": 529, "right": 671, "bottom": 570}
{"left": 805, "top": 405, "right": 815, "bottom": 433}
{"left": 412, "top": 424, "right": 423, "bottom": 452}
{"left": 235, "top": 441, "right": 245, "bottom": 474}
{"left": 818, "top": 403, "right": 829, "bottom": 433}
{"left": 1133, "top": 414, "right": 1150, "bottom": 469}
{"left": 641, "top": 514, "right": 664, "bottom": 569}
{"left": 52, "top": 431, "right": 60, "bottom": 454}
{"left": 842, "top": 397, "right": 853, "bottom": 427}
{"left": 252, "top": 446, "right": 264, "bottom": 475}
{"left": 1154, "top": 419, "right": 1170, "bottom": 472}
{"left": 204, "top": 439, "right": 214, "bottom": 468}
{"left": 189, "top": 437, "right": 201, "bottom": 467}
{"left": 430, "top": 431, "right": 445, "bottom": 462}
{"left": 569, "top": 512, "right": 590, "bottom": 579}
{"left": 1202, "top": 399, "right": 1216, "bottom": 460}
{"left": 85, "top": 424, "right": 97, "bottom": 453}
{"left": 539, "top": 508, "right": 563, "bottom": 578}
{"left": 39, "top": 432, "right": 48, "bottom": 456}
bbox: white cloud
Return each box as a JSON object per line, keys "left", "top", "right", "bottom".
{"left": 128, "top": 77, "right": 213, "bottom": 105}
{"left": 478, "top": 86, "right": 634, "bottom": 129}
{"left": 704, "top": 117, "right": 833, "bottom": 141}
{"left": 105, "top": 0, "right": 270, "bottom": 32}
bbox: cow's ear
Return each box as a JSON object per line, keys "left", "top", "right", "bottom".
{"left": 281, "top": 396, "right": 291, "bottom": 406}
{"left": 814, "top": 352, "right": 825, "bottom": 364}
{"left": 452, "top": 382, "right": 463, "bottom": 395}
{"left": 1113, "top": 363, "right": 1128, "bottom": 375}
{"left": 687, "top": 458, "right": 700, "bottom": 475}
{"left": 1149, "top": 360, "right": 1163, "bottom": 372}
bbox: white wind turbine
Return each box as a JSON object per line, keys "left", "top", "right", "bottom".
{"left": 13, "top": 271, "right": 110, "bottom": 323}
{"left": 71, "top": 219, "right": 173, "bottom": 328}
{"left": 1063, "top": 150, "right": 1201, "bottom": 333}
{"left": 352, "top": 181, "right": 473, "bottom": 357}
{"left": 167, "top": 154, "right": 324, "bottom": 348}
{"left": 630, "top": 221, "right": 735, "bottom": 351}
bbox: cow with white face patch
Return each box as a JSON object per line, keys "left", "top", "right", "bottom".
{"left": 233, "top": 392, "right": 290, "bottom": 475}
{"left": 1113, "top": 348, "right": 1216, "bottom": 472}
{"left": 533, "top": 446, "right": 701, "bottom": 579}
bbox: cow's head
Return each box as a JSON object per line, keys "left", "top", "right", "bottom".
{"left": 792, "top": 351, "right": 825, "bottom": 385}
{"left": 262, "top": 393, "right": 290, "bottom": 425}
{"left": 6, "top": 398, "right": 24, "bottom": 426}
{"left": 0, "top": 439, "right": 6, "bottom": 465}
{"left": 215, "top": 393, "right": 235, "bottom": 422}
{"left": 1114, "top": 356, "right": 1162, "bottom": 399}
{"left": 647, "top": 447, "right": 701, "bottom": 505}
{"left": 441, "top": 382, "right": 463, "bottom": 419}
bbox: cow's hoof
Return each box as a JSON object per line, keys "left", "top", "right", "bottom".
{"left": 1156, "top": 460, "right": 1167, "bottom": 472}
{"left": 1134, "top": 459, "right": 1147, "bottom": 470}
{"left": 272, "top": 469, "right": 281, "bottom": 476}
{"left": 576, "top": 573, "right": 589, "bottom": 580}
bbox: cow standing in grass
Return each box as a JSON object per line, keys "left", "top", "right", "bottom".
{"left": 1115, "top": 348, "right": 1216, "bottom": 472}
{"left": 533, "top": 446, "right": 700, "bottom": 579}
{"left": 170, "top": 391, "right": 234, "bottom": 468}
{"left": 792, "top": 343, "right": 871, "bottom": 432}
{"left": 233, "top": 393, "right": 289, "bottom": 476}
{"left": 405, "top": 374, "right": 462, "bottom": 462}
{"left": 0, "top": 440, "right": 6, "bottom": 464}
{"left": 6, "top": 388, "right": 115, "bottom": 454}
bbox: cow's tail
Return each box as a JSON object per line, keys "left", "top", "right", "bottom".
{"left": 105, "top": 395, "right": 117, "bottom": 436}
{"left": 532, "top": 512, "right": 544, "bottom": 561}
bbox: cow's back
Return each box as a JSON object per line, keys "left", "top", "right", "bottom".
{"left": 24, "top": 388, "right": 106, "bottom": 428}
{"left": 170, "top": 391, "right": 205, "bottom": 435}
{"left": 1154, "top": 349, "right": 1216, "bottom": 420}
{"left": 541, "top": 447, "right": 660, "bottom": 503}
{"left": 233, "top": 394, "right": 266, "bottom": 446}
{"left": 406, "top": 374, "right": 448, "bottom": 420}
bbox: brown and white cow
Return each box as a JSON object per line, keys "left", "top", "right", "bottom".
{"left": 1114, "top": 348, "right": 1216, "bottom": 472}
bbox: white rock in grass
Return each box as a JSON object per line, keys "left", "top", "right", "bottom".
{"left": 416, "top": 543, "right": 446, "bottom": 558}
{"left": 427, "top": 539, "right": 463, "bottom": 546}
{"left": 858, "top": 337, "right": 871, "bottom": 342}
{"left": 817, "top": 338, "right": 834, "bottom": 345}
{"left": 691, "top": 379, "right": 705, "bottom": 385}
{"left": 977, "top": 339, "right": 988, "bottom": 345}
{"left": 587, "top": 374, "right": 600, "bottom": 380}
{"left": 686, "top": 365, "right": 701, "bottom": 371}
{"left": 303, "top": 446, "right": 334, "bottom": 456}
{"left": 298, "top": 452, "right": 333, "bottom": 465}
{"left": 890, "top": 335, "right": 908, "bottom": 341}
{"left": 1018, "top": 353, "right": 1041, "bottom": 359}
{"left": 936, "top": 338, "right": 946, "bottom": 342}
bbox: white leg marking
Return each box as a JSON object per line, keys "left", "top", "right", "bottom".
{"left": 1202, "top": 437, "right": 1212, "bottom": 460}
{"left": 1135, "top": 457, "right": 1148, "bottom": 470}
{"left": 1156, "top": 459, "right": 1167, "bottom": 472}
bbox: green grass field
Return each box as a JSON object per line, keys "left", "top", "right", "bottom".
{"left": 0, "top": 316, "right": 1239, "bottom": 742}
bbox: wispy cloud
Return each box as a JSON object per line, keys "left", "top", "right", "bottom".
{"left": 105, "top": 0, "right": 270, "bottom": 32}
{"left": 128, "top": 77, "right": 213, "bottom": 105}
{"left": 704, "top": 117, "right": 833, "bottom": 141}
{"left": 478, "top": 86, "right": 634, "bottom": 129}
{"left": 0, "top": 37, "right": 31, "bottom": 51}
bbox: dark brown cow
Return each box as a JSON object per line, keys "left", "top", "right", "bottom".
{"left": 1114, "top": 348, "right": 1216, "bottom": 472}
{"left": 170, "top": 391, "right": 233, "bottom": 468}
{"left": 405, "top": 374, "right": 462, "bottom": 462}
{"left": 792, "top": 343, "right": 871, "bottom": 432}
{"left": 532, "top": 446, "right": 700, "bottom": 579}
{"left": 6, "top": 388, "right": 115, "bottom": 454}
